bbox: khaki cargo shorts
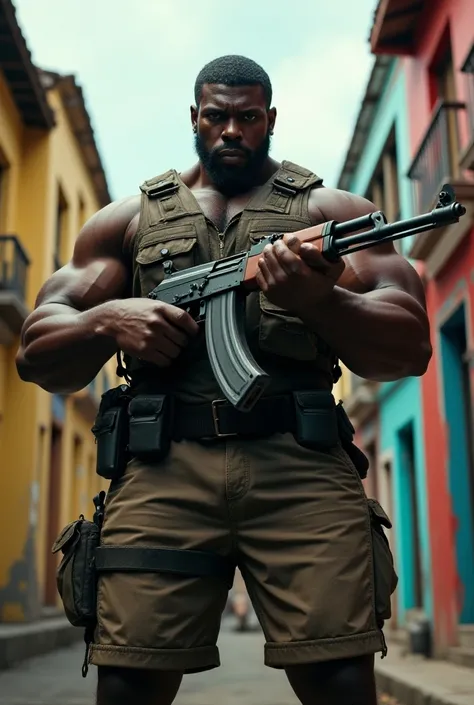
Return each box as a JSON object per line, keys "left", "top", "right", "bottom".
{"left": 89, "top": 432, "right": 390, "bottom": 673}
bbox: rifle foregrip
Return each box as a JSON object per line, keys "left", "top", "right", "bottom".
{"left": 205, "top": 290, "right": 270, "bottom": 412}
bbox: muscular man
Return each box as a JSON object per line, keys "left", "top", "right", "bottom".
{"left": 17, "top": 55, "right": 432, "bottom": 705}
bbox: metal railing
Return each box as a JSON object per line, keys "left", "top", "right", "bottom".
{"left": 407, "top": 100, "right": 466, "bottom": 214}
{"left": 0, "top": 234, "right": 30, "bottom": 301}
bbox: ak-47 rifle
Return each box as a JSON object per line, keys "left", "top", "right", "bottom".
{"left": 148, "top": 185, "right": 466, "bottom": 412}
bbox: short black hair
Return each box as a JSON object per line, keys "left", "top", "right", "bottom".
{"left": 194, "top": 55, "right": 272, "bottom": 108}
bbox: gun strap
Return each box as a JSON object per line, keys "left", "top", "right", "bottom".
{"left": 95, "top": 546, "right": 235, "bottom": 587}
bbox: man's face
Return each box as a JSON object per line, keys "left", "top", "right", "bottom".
{"left": 191, "top": 83, "right": 276, "bottom": 195}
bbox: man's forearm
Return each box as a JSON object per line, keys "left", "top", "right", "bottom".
{"left": 297, "top": 286, "right": 432, "bottom": 381}
{"left": 16, "top": 301, "right": 119, "bottom": 394}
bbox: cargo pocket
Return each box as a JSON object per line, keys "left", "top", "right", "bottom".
{"left": 52, "top": 516, "right": 101, "bottom": 629}
{"left": 367, "top": 498, "right": 398, "bottom": 624}
{"left": 135, "top": 224, "right": 198, "bottom": 295}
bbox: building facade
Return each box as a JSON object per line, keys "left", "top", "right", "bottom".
{"left": 0, "top": 0, "right": 116, "bottom": 622}
{"left": 337, "top": 54, "right": 433, "bottom": 635}
{"left": 340, "top": 0, "right": 474, "bottom": 664}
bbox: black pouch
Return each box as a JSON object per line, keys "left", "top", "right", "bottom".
{"left": 128, "top": 394, "right": 172, "bottom": 461}
{"left": 91, "top": 384, "right": 131, "bottom": 480}
{"left": 336, "top": 402, "right": 370, "bottom": 479}
{"left": 51, "top": 495, "right": 105, "bottom": 629}
{"left": 367, "top": 498, "right": 399, "bottom": 624}
{"left": 292, "top": 391, "right": 339, "bottom": 450}
{"left": 51, "top": 492, "right": 106, "bottom": 678}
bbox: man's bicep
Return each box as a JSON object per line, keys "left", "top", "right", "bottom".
{"left": 35, "top": 198, "right": 136, "bottom": 312}
{"left": 349, "top": 246, "right": 428, "bottom": 316}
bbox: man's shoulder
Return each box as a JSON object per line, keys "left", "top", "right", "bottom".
{"left": 308, "top": 186, "right": 376, "bottom": 223}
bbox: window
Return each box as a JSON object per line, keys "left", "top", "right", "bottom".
{"left": 54, "top": 184, "right": 69, "bottom": 271}
{"left": 78, "top": 194, "right": 86, "bottom": 231}
{"left": 365, "top": 128, "right": 401, "bottom": 250}
{"left": 461, "top": 44, "right": 474, "bottom": 136}
{"left": 0, "top": 148, "right": 9, "bottom": 232}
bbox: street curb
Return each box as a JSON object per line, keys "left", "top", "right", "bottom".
{"left": 375, "top": 657, "right": 474, "bottom": 705}
{"left": 0, "top": 616, "right": 82, "bottom": 671}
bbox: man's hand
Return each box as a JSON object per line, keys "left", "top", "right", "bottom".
{"left": 107, "top": 299, "right": 200, "bottom": 367}
{"left": 255, "top": 234, "right": 345, "bottom": 313}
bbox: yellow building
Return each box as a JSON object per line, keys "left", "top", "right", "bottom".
{"left": 0, "top": 0, "right": 117, "bottom": 622}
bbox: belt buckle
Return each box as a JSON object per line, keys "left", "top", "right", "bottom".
{"left": 211, "top": 399, "right": 237, "bottom": 438}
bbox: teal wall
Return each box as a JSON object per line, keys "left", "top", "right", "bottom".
{"left": 379, "top": 379, "right": 432, "bottom": 624}
{"left": 347, "top": 62, "right": 433, "bottom": 623}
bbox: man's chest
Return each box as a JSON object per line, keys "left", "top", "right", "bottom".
{"left": 190, "top": 187, "right": 258, "bottom": 232}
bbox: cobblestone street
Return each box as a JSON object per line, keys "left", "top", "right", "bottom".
{"left": 0, "top": 620, "right": 398, "bottom": 705}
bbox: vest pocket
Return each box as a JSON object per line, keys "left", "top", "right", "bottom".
{"left": 135, "top": 225, "right": 198, "bottom": 295}
{"left": 258, "top": 292, "right": 325, "bottom": 361}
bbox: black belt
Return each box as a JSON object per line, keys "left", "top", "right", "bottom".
{"left": 171, "top": 392, "right": 329, "bottom": 440}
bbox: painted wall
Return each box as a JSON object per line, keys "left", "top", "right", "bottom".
{"left": 346, "top": 62, "right": 433, "bottom": 624}
{"left": 0, "top": 71, "right": 115, "bottom": 621}
{"left": 420, "top": 232, "right": 474, "bottom": 650}
{"left": 403, "top": 0, "right": 474, "bottom": 653}
{"left": 379, "top": 378, "right": 432, "bottom": 625}
{"left": 407, "top": 0, "right": 474, "bottom": 165}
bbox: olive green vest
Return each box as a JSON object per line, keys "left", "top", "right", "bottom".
{"left": 127, "top": 160, "right": 338, "bottom": 404}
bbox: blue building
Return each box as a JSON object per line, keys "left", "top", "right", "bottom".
{"left": 336, "top": 56, "right": 433, "bottom": 632}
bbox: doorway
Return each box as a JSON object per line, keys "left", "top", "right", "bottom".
{"left": 440, "top": 303, "right": 474, "bottom": 622}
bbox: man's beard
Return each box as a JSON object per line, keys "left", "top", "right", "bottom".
{"left": 194, "top": 131, "right": 272, "bottom": 196}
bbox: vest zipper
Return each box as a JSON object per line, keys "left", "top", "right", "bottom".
{"left": 218, "top": 233, "right": 224, "bottom": 256}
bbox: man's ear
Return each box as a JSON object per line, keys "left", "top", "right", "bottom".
{"left": 190, "top": 105, "right": 198, "bottom": 132}
{"left": 268, "top": 107, "right": 277, "bottom": 135}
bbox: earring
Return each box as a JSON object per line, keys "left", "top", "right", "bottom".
{"left": 193, "top": 125, "right": 197, "bottom": 133}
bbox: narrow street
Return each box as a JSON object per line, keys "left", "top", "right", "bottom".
{"left": 0, "top": 619, "right": 399, "bottom": 705}
{"left": 0, "top": 620, "right": 297, "bottom": 705}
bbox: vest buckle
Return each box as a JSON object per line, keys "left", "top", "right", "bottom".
{"left": 146, "top": 180, "right": 179, "bottom": 199}
{"left": 272, "top": 176, "right": 299, "bottom": 197}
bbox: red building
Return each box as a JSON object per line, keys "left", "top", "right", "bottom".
{"left": 371, "top": 0, "right": 474, "bottom": 661}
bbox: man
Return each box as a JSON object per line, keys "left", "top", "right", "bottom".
{"left": 17, "top": 55, "right": 432, "bottom": 705}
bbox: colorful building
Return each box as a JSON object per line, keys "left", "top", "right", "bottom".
{"left": 337, "top": 53, "right": 433, "bottom": 637}
{"left": 0, "top": 0, "right": 116, "bottom": 623}
{"left": 340, "top": 0, "right": 474, "bottom": 665}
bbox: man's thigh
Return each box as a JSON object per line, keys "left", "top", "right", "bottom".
{"left": 231, "top": 433, "right": 385, "bottom": 668}
{"left": 90, "top": 439, "right": 232, "bottom": 674}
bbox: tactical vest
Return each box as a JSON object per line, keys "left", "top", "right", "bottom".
{"left": 127, "top": 160, "right": 338, "bottom": 404}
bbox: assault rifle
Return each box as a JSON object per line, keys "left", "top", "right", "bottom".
{"left": 148, "top": 185, "right": 466, "bottom": 412}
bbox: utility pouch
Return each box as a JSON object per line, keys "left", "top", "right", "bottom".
{"left": 336, "top": 401, "right": 370, "bottom": 479}
{"left": 51, "top": 492, "right": 105, "bottom": 630}
{"left": 292, "top": 391, "right": 339, "bottom": 450}
{"left": 128, "top": 394, "right": 172, "bottom": 461}
{"left": 91, "top": 384, "right": 131, "bottom": 480}
{"left": 367, "top": 498, "right": 398, "bottom": 624}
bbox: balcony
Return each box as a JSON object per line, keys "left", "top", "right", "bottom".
{"left": 370, "top": 0, "right": 426, "bottom": 56}
{"left": 407, "top": 101, "right": 474, "bottom": 278}
{"left": 0, "top": 234, "right": 30, "bottom": 344}
{"left": 343, "top": 373, "right": 379, "bottom": 427}
{"left": 459, "top": 45, "right": 474, "bottom": 172}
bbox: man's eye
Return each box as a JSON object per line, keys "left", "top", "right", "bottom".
{"left": 243, "top": 114, "right": 257, "bottom": 121}
{"left": 206, "top": 113, "right": 223, "bottom": 121}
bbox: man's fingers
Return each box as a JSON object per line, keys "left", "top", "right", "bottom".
{"left": 160, "top": 303, "right": 200, "bottom": 336}
{"left": 298, "top": 243, "right": 332, "bottom": 270}
{"left": 272, "top": 240, "right": 303, "bottom": 275}
{"left": 282, "top": 234, "right": 302, "bottom": 254}
{"left": 257, "top": 257, "right": 274, "bottom": 285}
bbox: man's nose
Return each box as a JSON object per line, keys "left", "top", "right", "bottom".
{"left": 222, "top": 119, "right": 242, "bottom": 141}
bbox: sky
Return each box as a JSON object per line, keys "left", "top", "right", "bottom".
{"left": 13, "top": 0, "right": 379, "bottom": 202}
